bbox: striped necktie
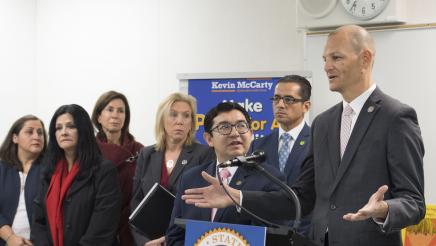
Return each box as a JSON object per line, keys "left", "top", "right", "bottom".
{"left": 340, "top": 105, "right": 355, "bottom": 159}
{"left": 278, "top": 133, "right": 292, "bottom": 173}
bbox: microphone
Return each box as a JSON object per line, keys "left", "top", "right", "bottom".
{"left": 217, "top": 150, "right": 266, "bottom": 168}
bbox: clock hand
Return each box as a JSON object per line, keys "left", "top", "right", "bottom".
{"left": 350, "top": 0, "right": 357, "bottom": 12}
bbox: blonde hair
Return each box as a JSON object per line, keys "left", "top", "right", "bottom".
{"left": 154, "top": 92, "right": 197, "bottom": 151}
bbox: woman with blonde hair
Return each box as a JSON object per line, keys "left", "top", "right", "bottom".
{"left": 131, "top": 92, "right": 214, "bottom": 246}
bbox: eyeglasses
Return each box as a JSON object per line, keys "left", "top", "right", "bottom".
{"left": 269, "top": 95, "right": 306, "bottom": 105}
{"left": 211, "top": 121, "right": 250, "bottom": 135}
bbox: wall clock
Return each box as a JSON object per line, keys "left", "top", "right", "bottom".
{"left": 340, "top": 0, "right": 390, "bottom": 20}
{"left": 298, "top": 0, "right": 338, "bottom": 19}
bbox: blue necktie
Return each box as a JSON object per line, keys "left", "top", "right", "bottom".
{"left": 278, "top": 133, "right": 292, "bottom": 173}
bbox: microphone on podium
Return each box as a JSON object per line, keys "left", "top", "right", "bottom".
{"left": 217, "top": 151, "right": 266, "bottom": 168}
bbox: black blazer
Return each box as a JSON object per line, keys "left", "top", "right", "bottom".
{"left": 130, "top": 142, "right": 215, "bottom": 245}
{"left": 31, "top": 160, "right": 122, "bottom": 246}
{"left": 243, "top": 88, "right": 425, "bottom": 246}
{"left": 166, "top": 160, "right": 286, "bottom": 246}
{"left": 0, "top": 160, "right": 41, "bottom": 246}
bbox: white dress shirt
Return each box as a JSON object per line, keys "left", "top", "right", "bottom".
{"left": 12, "top": 172, "right": 30, "bottom": 240}
{"left": 216, "top": 160, "right": 237, "bottom": 184}
{"left": 342, "top": 83, "right": 376, "bottom": 133}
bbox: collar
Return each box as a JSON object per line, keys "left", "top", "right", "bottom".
{"left": 215, "top": 159, "right": 238, "bottom": 177}
{"left": 342, "top": 84, "right": 377, "bottom": 117}
{"left": 278, "top": 119, "right": 305, "bottom": 141}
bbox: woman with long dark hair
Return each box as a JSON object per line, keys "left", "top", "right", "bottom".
{"left": 31, "top": 104, "right": 121, "bottom": 246}
{"left": 0, "top": 115, "right": 47, "bottom": 246}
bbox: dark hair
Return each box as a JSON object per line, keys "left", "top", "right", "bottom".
{"left": 277, "top": 75, "right": 312, "bottom": 101}
{"left": 91, "top": 90, "right": 133, "bottom": 144}
{"left": 44, "top": 104, "right": 102, "bottom": 179}
{"left": 0, "top": 115, "right": 47, "bottom": 170}
{"left": 204, "top": 102, "right": 251, "bottom": 134}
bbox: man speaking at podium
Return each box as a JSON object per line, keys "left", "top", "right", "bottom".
{"left": 166, "top": 102, "right": 286, "bottom": 246}
{"left": 182, "top": 25, "right": 425, "bottom": 246}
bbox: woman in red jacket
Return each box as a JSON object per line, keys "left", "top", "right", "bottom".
{"left": 92, "top": 91, "right": 143, "bottom": 245}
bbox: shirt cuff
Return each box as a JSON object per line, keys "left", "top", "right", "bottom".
{"left": 373, "top": 211, "right": 390, "bottom": 232}
{"left": 236, "top": 191, "right": 243, "bottom": 213}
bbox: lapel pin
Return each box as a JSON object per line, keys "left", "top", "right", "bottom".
{"left": 181, "top": 160, "right": 188, "bottom": 165}
{"left": 367, "top": 106, "right": 375, "bottom": 113}
{"left": 300, "top": 140, "right": 305, "bottom": 146}
{"left": 236, "top": 180, "right": 242, "bottom": 186}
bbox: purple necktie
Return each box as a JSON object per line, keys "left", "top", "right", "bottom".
{"left": 211, "top": 168, "right": 231, "bottom": 221}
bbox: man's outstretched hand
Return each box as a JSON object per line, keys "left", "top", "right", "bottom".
{"left": 182, "top": 171, "right": 240, "bottom": 208}
{"left": 343, "top": 185, "right": 389, "bottom": 221}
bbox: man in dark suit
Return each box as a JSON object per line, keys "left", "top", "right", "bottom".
{"left": 249, "top": 74, "right": 312, "bottom": 235}
{"left": 166, "top": 102, "right": 285, "bottom": 246}
{"left": 182, "top": 25, "right": 425, "bottom": 246}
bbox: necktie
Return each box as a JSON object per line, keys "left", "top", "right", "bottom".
{"left": 340, "top": 105, "right": 355, "bottom": 158}
{"left": 211, "top": 168, "right": 231, "bottom": 221}
{"left": 278, "top": 133, "right": 292, "bottom": 173}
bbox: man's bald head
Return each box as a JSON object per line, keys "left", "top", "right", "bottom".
{"left": 329, "top": 25, "right": 375, "bottom": 56}
{"left": 323, "top": 25, "right": 376, "bottom": 100}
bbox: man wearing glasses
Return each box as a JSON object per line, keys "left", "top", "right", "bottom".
{"left": 166, "top": 102, "right": 285, "bottom": 245}
{"left": 249, "top": 74, "right": 312, "bottom": 236}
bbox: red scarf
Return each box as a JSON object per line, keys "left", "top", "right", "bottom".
{"left": 46, "top": 160, "right": 80, "bottom": 246}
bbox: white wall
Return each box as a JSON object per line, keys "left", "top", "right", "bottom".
{"left": 25, "top": 0, "right": 302, "bottom": 145}
{"left": 406, "top": 0, "right": 436, "bottom": 24}
{"left": 34, "top": 0, "right": 160, "bottom": 144}
{"left": 0, "top": 0, "right": 36, "bottom": 135}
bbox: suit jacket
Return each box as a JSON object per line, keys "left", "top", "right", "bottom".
{"left": 0, "top": 161, "right": 41, "bottom": 246}
{"left": 31, "top": 160, "right": 122, "bottom": 246}
{"left": 243, "top": 88, "right": 425, "bottom": 246}
{"left": 166, "top": 160, "right": 285, "bottom": 246}
{"left": 249, "top": 124, "right": 312, "bottom": 235}
{"left": 130, "top": 142, "right": 215, "bottom": 245}
{"left": 250, "top": 124, "right": 310, "bottom": 189}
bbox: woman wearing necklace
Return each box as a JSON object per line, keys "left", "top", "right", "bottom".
{"left": 131, "top": 92, "right": 215, "bottom": 246}
{"left": 92, "top": 91, "right": 143, "bottom": 245}
{"left": 0, "top": 115, "right": 47, "bottom": 246}
{"left": 31, "top": 104, "right": 121, "bottom": 246}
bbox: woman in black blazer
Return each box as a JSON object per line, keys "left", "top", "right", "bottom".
{"left": 31, "top": 104, "right": 122, "bottom": 246}
{"left": 0, "top": 115, "right": 47, "bottom": 246}
{"left": 131, "top": 93, "right": 214, "bottom": 246}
